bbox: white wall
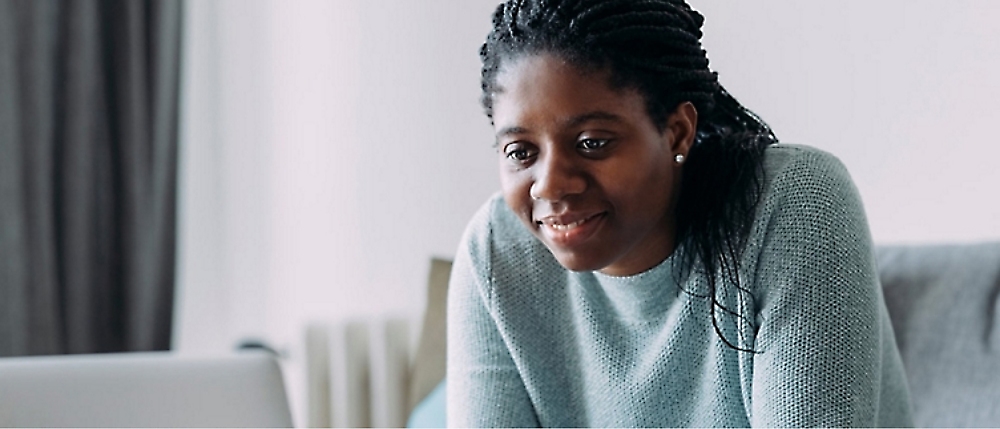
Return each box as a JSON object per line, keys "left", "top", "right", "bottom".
{"left": 692, "top": 1, "right": 1000, "bottom": 244}
{"left": 175, "top": 0, "right": 502, "bottom": 424}
{"left": 175, "top": 1, "right": 1000, "bottom": 425}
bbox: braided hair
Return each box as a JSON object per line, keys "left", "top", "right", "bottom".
{"left": 480, "top": 0, "right": 778, "bottom": 352}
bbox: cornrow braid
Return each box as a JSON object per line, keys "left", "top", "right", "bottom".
{"left": 480, "top": 0, "right": 778, "bottom": 353}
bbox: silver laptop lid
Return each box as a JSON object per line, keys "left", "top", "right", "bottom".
{"left": 0, "top": 351, "right": 293, "bottom": 428}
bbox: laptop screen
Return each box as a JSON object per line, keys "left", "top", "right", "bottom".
{"left": 0, "top": 351, "right": 293, "bottom": 428}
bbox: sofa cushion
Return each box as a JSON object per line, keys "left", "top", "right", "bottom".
{"left": 876, "top": 242, "right": 1000, "bottom": 427}
{"left": 407, "top": 380, "right": 446, "bottom": 428}
{"left": 409, "top": 258, "right": 452, "bottom": 414}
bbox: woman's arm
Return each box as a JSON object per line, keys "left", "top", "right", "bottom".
{"left": 749, "top": 148, "right": 912, "bottom": 427}
{"left": 446, "top": 207, "right": 540, "bottom": 428}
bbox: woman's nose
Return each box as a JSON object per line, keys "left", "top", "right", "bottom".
{"left": 529, "top": 152, "right": 586, "bottom": 202}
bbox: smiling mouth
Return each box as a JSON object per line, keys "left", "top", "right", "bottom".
{"left": 535, "top": 212, "right": 605, "bottom": 236}
{"left": 534, "top": 212, "right": 607, "bottom": 247}
{"left": 538, "top": 213, "right": 602, "bottom": 230}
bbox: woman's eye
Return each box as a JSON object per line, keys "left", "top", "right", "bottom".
{"left": 578, "top": 138, "right": 610, "bottom": 151}
{"left": 503, "top": 144, "right": 535, "bottom": 162}
{"left": 507, "top": 149, "right": 529, "bottom": 160}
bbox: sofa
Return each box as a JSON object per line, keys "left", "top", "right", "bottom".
{"left": 876, "top": 242, "right": 1000, "bottom": 427}
{"left": 406, "top": 242, "right": 1000, "bottom": 427}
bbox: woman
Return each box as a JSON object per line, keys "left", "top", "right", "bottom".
{"left": 447, "top": 0, "right": 913, "bottom": 426}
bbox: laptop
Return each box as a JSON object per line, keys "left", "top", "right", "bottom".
{"left": 0, "top": 351, "right": 293, "bottom": 427}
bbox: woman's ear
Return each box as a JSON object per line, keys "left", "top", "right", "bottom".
{"left": 666, "top": 101, "right": 698, "bottom": 156}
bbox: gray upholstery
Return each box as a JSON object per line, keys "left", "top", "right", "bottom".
{"left": 876, "top": 242, "right": 1000, "bottom": 427}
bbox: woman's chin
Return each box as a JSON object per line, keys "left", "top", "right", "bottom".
{"left": 548, "top": 249, "right": 609, "bottom": 273}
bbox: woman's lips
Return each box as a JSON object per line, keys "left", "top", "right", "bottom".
{"left": 536, "top": 212, "right": 606, "bottom": 248}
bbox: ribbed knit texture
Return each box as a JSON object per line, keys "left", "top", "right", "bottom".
{"left": 447, "top": 144, "right": 914, "bottom": 427}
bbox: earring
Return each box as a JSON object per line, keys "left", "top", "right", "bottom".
{"left": 674, "top": 154, "right": 685, "bottom": 164}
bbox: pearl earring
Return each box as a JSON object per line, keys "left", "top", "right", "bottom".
{"left": 674, "top": 154, "right": 685, "bottom": 164}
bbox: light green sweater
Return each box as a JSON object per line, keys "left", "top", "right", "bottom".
{"left": 447, "top": 144, "right": 913, "bottom": 427}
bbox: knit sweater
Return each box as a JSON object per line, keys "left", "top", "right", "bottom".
{"left": 446, "top": 144, "right": 914, "bottom": 427}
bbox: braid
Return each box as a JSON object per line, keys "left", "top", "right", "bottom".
{"left": 480, "top": 0, "right": 778, "bottom": 353}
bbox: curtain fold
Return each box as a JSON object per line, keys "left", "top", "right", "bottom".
{"left": 0, "top": 0, "right": 182, "bottom": 356}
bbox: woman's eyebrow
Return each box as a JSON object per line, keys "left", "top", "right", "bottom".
{"left": 496, "top": 126, "right": 529, "bottom": 138}
{"left": 565, "top": 111, "right": 623, "bottom": 127}
{"left": 495, "top": 111, "right": 622, "bottom": 139}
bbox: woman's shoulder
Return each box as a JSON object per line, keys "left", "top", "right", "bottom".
{"left": 461, "top": 193, "right": 538, "bottom": 245}
{"left": 453, "top": 193, "right": 566, "bottom": 308}
{"left": 750, "top": 143, "right": 871, "bottom": 256}
{"left": 762, "top": 143, "right": 851, "bottom": 182}
{"left": 759, "top": 143, "right": 860, "bottom": 207}
{"left": 457, "top": 192, "right": 553, "bottom": 269}
{"left": 743, "top": 143, "right": 879, "bottom": 304}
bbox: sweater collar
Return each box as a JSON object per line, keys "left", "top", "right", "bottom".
{"left": 586, "top": 252, "right": 685, "bottom": 322}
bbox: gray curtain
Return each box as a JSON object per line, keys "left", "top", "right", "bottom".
{"left": 0, "top": 0, "right": 182, "bottom": 356}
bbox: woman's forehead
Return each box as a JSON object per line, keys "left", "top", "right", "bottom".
{"left": 491, "top": 54, "right": 651, "bottom": 132}
{"left": 493, "top": 53, "right": 617, "bottom": 98}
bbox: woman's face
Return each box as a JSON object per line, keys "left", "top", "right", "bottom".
{"left": 492, "top": 53, "right": 695, "bottom": 276}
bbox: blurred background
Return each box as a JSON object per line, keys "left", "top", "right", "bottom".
{"left": 3, "top": 0, "right": 999, "bottom": 426}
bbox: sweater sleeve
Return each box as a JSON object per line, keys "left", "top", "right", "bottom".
{"left": 749, "top": 150, "right": 889, "bottom": 427}
{"left": 446, "top": 202, "right": 540, "bottom": 428}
